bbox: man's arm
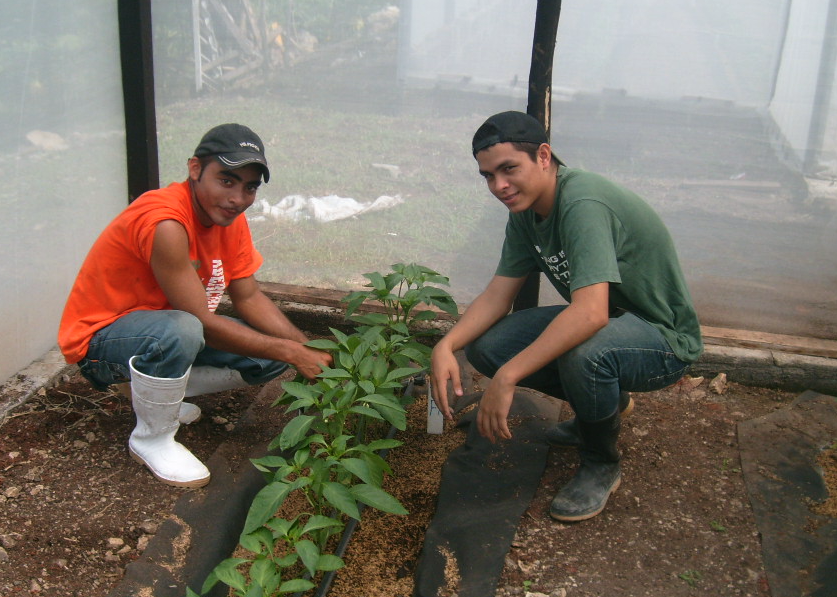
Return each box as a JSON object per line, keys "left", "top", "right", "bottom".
{"left": 430, "top": 275, "right": 526, "bottom": 418}
{"left": 477, "top": 281, "right": 611, "bottom": 442}
{"left": 150, "top": 220, "right": 332, "bottom": 379}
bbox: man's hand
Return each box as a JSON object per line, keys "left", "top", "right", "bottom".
{"left": 430, "top": 341, "right": 463, "bottom": 420}
{"left": 476, "top": 375, "right": 516, "bottom": 443}
{"left": 293, "top": 345, "right": 333, "bottom": 381}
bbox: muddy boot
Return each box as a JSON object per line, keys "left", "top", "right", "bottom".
{"left": 546, "top": 392, "right": 633, "bottom": 448}
{"left": 127, "top": 357, "right": 210, "bottom": 488}
{"left": 116, "top": 382, "right": 202, "bottom": 425}
{"left": 549, "top": 413, "right": 621, "bottom": 522}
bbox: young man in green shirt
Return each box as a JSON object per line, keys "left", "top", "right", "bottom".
{"left": 430, "top": 111, "right": 702, "bottom": 521}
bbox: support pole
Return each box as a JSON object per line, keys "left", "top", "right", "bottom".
{"left": 514, "top": 0, "right": 562, "bottom": 312}
{"left": 118, "top": 0, "right": 159, "bottom": 203}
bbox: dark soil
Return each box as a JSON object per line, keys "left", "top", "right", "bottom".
{"left": 0, "top": 359, "right": 818, "bottom": 597}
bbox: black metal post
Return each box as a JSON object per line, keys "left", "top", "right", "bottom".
{"left": 514, "top": 0, "right": 562, "bottom": 312}
{"left": 118, "top": 0, "right": 159, "bottom": 203}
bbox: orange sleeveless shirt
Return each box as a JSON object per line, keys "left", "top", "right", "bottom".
{"left": 58, "top": 181, "right": 263, "bottom": 364}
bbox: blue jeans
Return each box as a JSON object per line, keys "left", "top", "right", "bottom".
{"left": 464, "top": 306, "right": 690, "bottom": 422}
{"left": 77, "top": 310, "right": 288, "bottom": 390}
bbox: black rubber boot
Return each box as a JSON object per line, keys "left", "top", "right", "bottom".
{"left": 546, "top": 392, "right": 633, "bottom": 448}
{"left": 549, "top": 413, "right": 622, "bottom": 522}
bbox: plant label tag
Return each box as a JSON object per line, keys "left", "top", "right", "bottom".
{"left": 427, "top": 383, "right": 444, "bottom": 434}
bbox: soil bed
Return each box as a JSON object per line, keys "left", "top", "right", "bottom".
{"left": 0, "top": 358, "right": 823, "bottom": 597}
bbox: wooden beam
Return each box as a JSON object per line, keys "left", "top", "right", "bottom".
{"left": 258, "top": 282, "right": 456, "bottom": 320}
{"left": 258, "top": 283, "right": 836, "bottom": 359}
{"left": 701, "top": 325, "right": 837, "bottom": 359}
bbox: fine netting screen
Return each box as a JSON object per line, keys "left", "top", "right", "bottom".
{"left": 152, "top": 0, "right": 837, "bottom": 341}
{"left": 0, "top": 0, "right": 127, "bottom": 384}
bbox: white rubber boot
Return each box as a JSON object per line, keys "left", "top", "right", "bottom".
{"left": 184, "top": 366, "right": 249, "bottom": 398}
{"left": 116, "top": 383, "right": 202, "bottom": 425}
{"left": 127, "top": 357, "right": 210, "bottom": 488}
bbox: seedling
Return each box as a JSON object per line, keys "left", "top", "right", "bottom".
{"left": 678, "top": 569, "right": 703, "bottom": 587}
{"left": 194, "top": 264, "right": 456, "bottom": 597}
{"left": 710, "top": 520, "right": 727, "bottom": 532}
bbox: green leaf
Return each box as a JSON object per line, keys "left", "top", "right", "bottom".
{"left": 360, "top": 394, "right": 407, "bottom": 429}
{"left": 301, "top": 514, "right": 343, "bottom": 536}
{"left": 318, "top": 367, "right": 352, "bottom": 379}
{"left": 317, "top": 554, "right": 345, "bottom": 571}
{"left": 359, "top": 393, "right": 400, "bottom": 409}
{"left": 283, "top": 397, "right": 315, "bottom": 411}
{"left": 323, "top": 482, "right": 361, "bottom": 520}
{"left": 364, "top": 438, "right": 402, "bottom": 451}
{"left": 338, "top": 350, "right": 355, "bottom": 370}
{"left": 239, "top": 527, "right": 273, "bottom": 554}
{"left": 249, "top": 557, "right": 281, "bottom": 594}
{"left": 386, "top": 367, "right": 421, "bottom": 382}
{"left": 341, "top": 291, "right": 367, "bottom": 317}
{"left": 279, "top": 381, "right": 315, "bottom": 400}
{"left": 211, "top": 558, "right": 250, "bottom": 593}
{"left": 275, "top": 553, "right": 298, "bottom": 568}
{"left": 278, "top": 578, "right": 315, "bottom": 593}
{"left": 242, "top": 481, "right": 293, "bottom": 534}
{"left": 339, "top": 457, "right": 375, "bottom": 485}
{"left": 350, "top": 483, "right": 409, "bottom": 515}
{"left": 330, "top": 327, "right": 350, "bottom": 344}
{"left": 295, "top": 539, "right": 320, "bottom": 577}
{"left": 305, "top": 338, "right": 339, "bottom": 350}
{"left": 199, "top": 569, "right": 221, "bottom": 594}
{"left": 349, "top": 312, "right": 389, "bottom": 326}
{"left": 250, "top": 454, "right": 288, "bottom": 470}
{"left": 279, "top": 415, "right": 315, "bottom": 450}
{"left": 360, "top": 451, "right": 392, "bottom": 481}
{"left": 348, "top": 405, "right": 384, "bottom": 420}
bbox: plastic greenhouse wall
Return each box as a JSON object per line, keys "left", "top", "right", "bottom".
{"left": 0, "top": 1, "right": 127, "bottom": 385}
{"left": 151, "top": 0, "right": 836, "bottom": 342}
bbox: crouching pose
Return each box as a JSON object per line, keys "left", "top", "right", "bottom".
{"left": 58, "top": 124, "right": 332, "bottom": 488}
{"left": 430, "top": 112, "right": 702, "bottom": 521}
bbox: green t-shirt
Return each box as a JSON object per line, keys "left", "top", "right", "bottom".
{"left": 496, "top": 168, "right": 703, "bottom": 362}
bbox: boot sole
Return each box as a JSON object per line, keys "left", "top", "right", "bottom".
{"left": 129, "top": 448, "right": 211, "bottom": 488}
{"left": 549, "top": 476, "right": 621, "bottom": 522}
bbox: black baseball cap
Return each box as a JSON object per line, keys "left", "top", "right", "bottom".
{"left": 193, "top": 123, "right": 270, "bottom": 182}
{"left": 472, "top": 111, "right": 564, "bottom": 165}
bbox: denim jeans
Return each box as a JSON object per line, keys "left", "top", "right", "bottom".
{"left": 77, "top": 310, "right": 288, "bottom": 390}
{"left": 464, "top": 306, "right": 690, "bottom": 422}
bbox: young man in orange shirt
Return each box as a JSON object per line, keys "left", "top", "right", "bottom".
{"left": 59, "top": 124, "right": 332, "bottom": 488}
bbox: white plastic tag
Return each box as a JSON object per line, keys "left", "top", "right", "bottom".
{"left": 426, "top": 382, "right": 444, "bottom": 434}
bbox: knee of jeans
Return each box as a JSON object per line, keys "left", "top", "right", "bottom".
{"left": 161, "top": 311, "right": 205, "bottom": 359}
{"left": 464, "top": 339, "right": 498, "bottom": 378}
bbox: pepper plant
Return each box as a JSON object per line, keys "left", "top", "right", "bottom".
{"left": 190, "top": 264, "right": 457, "bottom": 597}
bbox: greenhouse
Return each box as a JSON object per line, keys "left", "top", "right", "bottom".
{"left": 0, "top": 1, "right": 835, "bottom": 596}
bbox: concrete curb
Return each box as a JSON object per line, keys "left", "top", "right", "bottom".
{"left": 691, "top": 344, "right": 837, "bottom": 395}
{"left": 0, "top": 347, "right": 71, "bottom": 427}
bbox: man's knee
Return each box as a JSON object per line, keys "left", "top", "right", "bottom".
{"left": 154, "top": 311, "right": 205, "bottom": 360}
{"left": 464, "top": 336, "right": 497, "bottom": 378}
